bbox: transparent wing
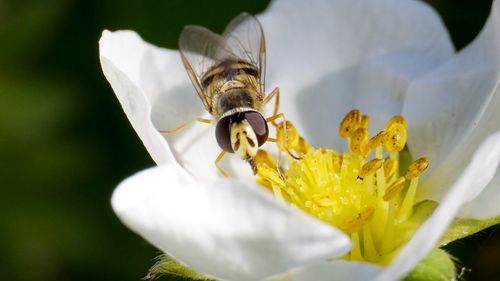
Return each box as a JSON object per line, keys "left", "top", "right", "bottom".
{"left": 179, "top": 13, "right": 266, "bottom": 110}
{"left": 179, "top": 26, "right": 236, "bottom": 111}
{"left": 223, "top": 13, "right": 266, "bottom": 93}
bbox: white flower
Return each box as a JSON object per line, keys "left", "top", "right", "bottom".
{"left": 99, "top": 0, "right": 500, "bottom": 280}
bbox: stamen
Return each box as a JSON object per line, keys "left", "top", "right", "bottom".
{"left": 350, "top": 232, "right": 363, "bottom": 261}
{"left": 384, "top": 123, "right": 407, "bottom": 152}
{"left": 406, "top": 157, "right": 429, "bottom": 180}
{"left": 383, "top": 176, "right": 406, "bottom": 201}
{"left": 255, "top": 149, "right": 277, "bottom": 169}
{"left": 383, "top": 158, "right": 397, "bottom": 180}
{"left": 398, "top": 157, "right": 429, "bottom": 221}
{"left": 385, "top": 115, "right": 407, "bottom": 129}
{"left": 362, "top": 225, "right": 379, "bottom": 261}
{"left": 276, "top": 121, "right": 312, "bottom": 156}
{"left": 367, "top": 131, "right": 389, "bottom": 152}
{"left": 349, "top": 128, "right": 369, "bottom": 155}
{"left": 360, "top": 115, "right": 370, "bottom": 129}
{"left": 312, "top": 194, "right": 334, "bottom": 207}
{"left": 339, "top": 109, "right": 362, "bottom": 138}
{"left": 358, "top": 158, "right": 384, "bottom": 180}
{"left": 381, "top": 200, "right": 396, "bottom": 254}
{"left": 276, "top": 121, "right": 300, "bottom": 151}
{"left": 255, "top": 109, "right": 433, "bottom": 265}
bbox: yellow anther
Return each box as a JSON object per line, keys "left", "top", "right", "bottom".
{"left": 385, "top": 115, "right": 407, "bottom": 131}
{"left": 406, "top": 157, "right": 429, "bottom": 179}
{"left": 254, "top": 149, "right": 277, "bottom": 169}
{"left": 256, "top": 176, "right": 272, "bottom": 190}
{"left": 360, "top": 115, "right": 370, "bottom": 129}
{"left": 384, "top": 123, "right": 407, "bottom": 152}
{"left": 383, "top": 177, "right": 406, "bottom": 201}
{"left": 383, "top": 158, "right": 397, "bottom": 180}
{"left": 345, "top": 207, "right": 375, "bottom": 232}
{"left": 312, "top": 194, "right": 334, "bottom": 207}
{"left": 256, "top": 163, "right": 285, "bottom": 188}
{"left": 296, "top": 137, "right": 312, "bottom": 155}
{"left": 358, "top": 158, "right": 384, "bottom": 180}
{"left": 349, "top": 128, "right": 368, "bottom": 155}
{"left": 276, "top": 121, "right": 300, "bottom": 151}
{"left": 329, "top": 150, "right": 343, "bottom": 173}
{"left": 255, "top": 149, "right": 284, "bottom": 191}
{"left": 340, "top": 109, "right": 362, "bottom": 138}
{"left": 367, "top": 131, "right": 389, "bottom": 150}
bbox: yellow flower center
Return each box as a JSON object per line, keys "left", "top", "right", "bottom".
{"left": 255, "top": 110, "right": 437, "bottom": 265}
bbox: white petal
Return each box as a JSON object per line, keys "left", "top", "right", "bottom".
{"left": 260, "top": 0, "right": 453, "bottom": 148}
{"left": 403, "top": 0, "right": 500, "bottom": 201}
{"left": 99, "top": 30, "right": 252, "bottom": 181}
{"left": 373, "top": 131, "right": 500, "bottom": 281}
{"left": 112, "top": 164, "right": 351, "bottom": 281}
{"left": 458, "top": 132, "right": 500, "bottom": 219}
{"left": 265, "top": 260, "right": 381, "bottom": 281}
{"left": 99, "top": 30, "right": 176, "bottom": 165}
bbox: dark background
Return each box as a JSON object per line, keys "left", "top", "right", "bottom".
{"left": 0, "top": 0, "right": 498, "bottom": 280}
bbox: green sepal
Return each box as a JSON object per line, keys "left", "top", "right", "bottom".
{"left": 439, "top": 215, "right": 500, "bottom": 246}
{"left": 145, "top": 254, "right": 214, "bottom": 281}
{"left": 404, "top": 248, "right": 455, "bottom": 281}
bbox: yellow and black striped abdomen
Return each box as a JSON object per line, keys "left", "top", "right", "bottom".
{"left": 201, "top": 59, "right": 262, "bottom": 118}
{"left": 201, "top": 60, "right": 259, "bottom": 89}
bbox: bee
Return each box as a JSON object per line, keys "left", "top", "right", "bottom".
{"left": 161, "top": 13, "right": 283, "bottom": 176}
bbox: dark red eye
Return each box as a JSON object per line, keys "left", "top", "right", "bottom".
{"left": 215, "top": 116, "right": 233, "bottom": 153}
{"left": 244, "top": 111, "right": 268, "bottom": 147}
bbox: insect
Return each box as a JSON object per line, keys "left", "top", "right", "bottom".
{"left": 161, "top": 13, "right": 284, "bottom": 176}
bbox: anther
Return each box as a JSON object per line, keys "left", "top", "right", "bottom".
{"left": 360, "top": 115, "right": 370, "bottom": 129}
{"left": 384, "top": 123, "right": 407, "bottom": 152}
{"left": 254, "top": 149, "right": 277, "bottom": 169}
{"left": 349, "top": 128, "right": 368, "bottom": 155}
{"left": 277, "top": 121, "right": 300, "bottom": 151}
{"left": 255, "top": 163, "right": 285, "bottom": 188}
{"left": 406, "top": 157, "right": 429, "bottom": 179}
{"left": 383, "top": 158, "right": 397, "bottom": 180}
{"left": 367, "top": 131, "right": 389, "bottom": 151}
{"left": 358, "top": 158, "right": 384, "bottom": 180}
{"left": 296, "top": 137, "right": 312, "bottom": 155}
{"left": 340, "top": 109, "right": 362, "bottom": 138}
{"left": 345, "top": 207, "right": 375, "bottom": 231}
{"left": 383, "top": 177, "right": 406, "bottom": 201}
{"left": 385, "top": 115, "right": 406, "bottom": 130}
{"left": 312, "top": 194, "right": 334, "bottom": 207}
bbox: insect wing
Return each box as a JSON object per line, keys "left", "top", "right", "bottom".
{"left": 179, "top": 26, "right": 238, "bottom": 112}
{"left": 223, "top": 13, "right": 266, "bottom": 94}
{"left": 179, "top": 13, "right": 266, "bottom": 110}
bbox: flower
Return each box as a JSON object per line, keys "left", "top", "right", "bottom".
{"left": 99, "top": 0, "right": 500, "bottom": 280}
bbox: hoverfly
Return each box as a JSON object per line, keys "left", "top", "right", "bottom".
{"left": 161, "top": 13, "right": 283, "bottom": 176}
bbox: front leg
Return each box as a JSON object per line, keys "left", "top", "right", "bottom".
{"left": 263, "top": 87, "right": 280, "bottom": 126}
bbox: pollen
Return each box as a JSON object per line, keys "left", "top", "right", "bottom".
{"left": 255, "top": 109, "right": 435, "bottom": 265}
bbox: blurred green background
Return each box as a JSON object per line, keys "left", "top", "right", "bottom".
{"left": 0, "top": 0, "right": 498, "bottom": 280}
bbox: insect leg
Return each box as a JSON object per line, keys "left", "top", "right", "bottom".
{"left": 267, "top": 138, "right": 301, "bottom": 160}
{"left": 215, "top": 150, "right": 229, "bottom": 177}
{"left": 265, "top": 112, "right": 284, "bottom": 124}
{"left": 265, "top": 113, "right": 288, "bottom": 166}
{"left": 263, "top": 87, "right": 280, "bottom": 126}
{"left": 160, "top": 118, "right": 211, "bottom": 135}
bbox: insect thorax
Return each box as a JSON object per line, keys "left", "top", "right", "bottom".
{"left": 214, "top": 88, "right": 260, "bottom": 119}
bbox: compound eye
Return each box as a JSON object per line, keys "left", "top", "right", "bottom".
{"left": 215, "top": 116, "right": 233, "bottom": 153}
{"left": 244, "top": 111, "right": 268, "bottom": 147}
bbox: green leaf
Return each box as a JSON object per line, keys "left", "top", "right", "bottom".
{"left": 439, "top": 215, "right": 500, "bottom": 246}
{"left": 146, "top": 254, "right": 214, "bottom": 281}
{"left": 404, "top": 248, "right": 455, "bottom": 281}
